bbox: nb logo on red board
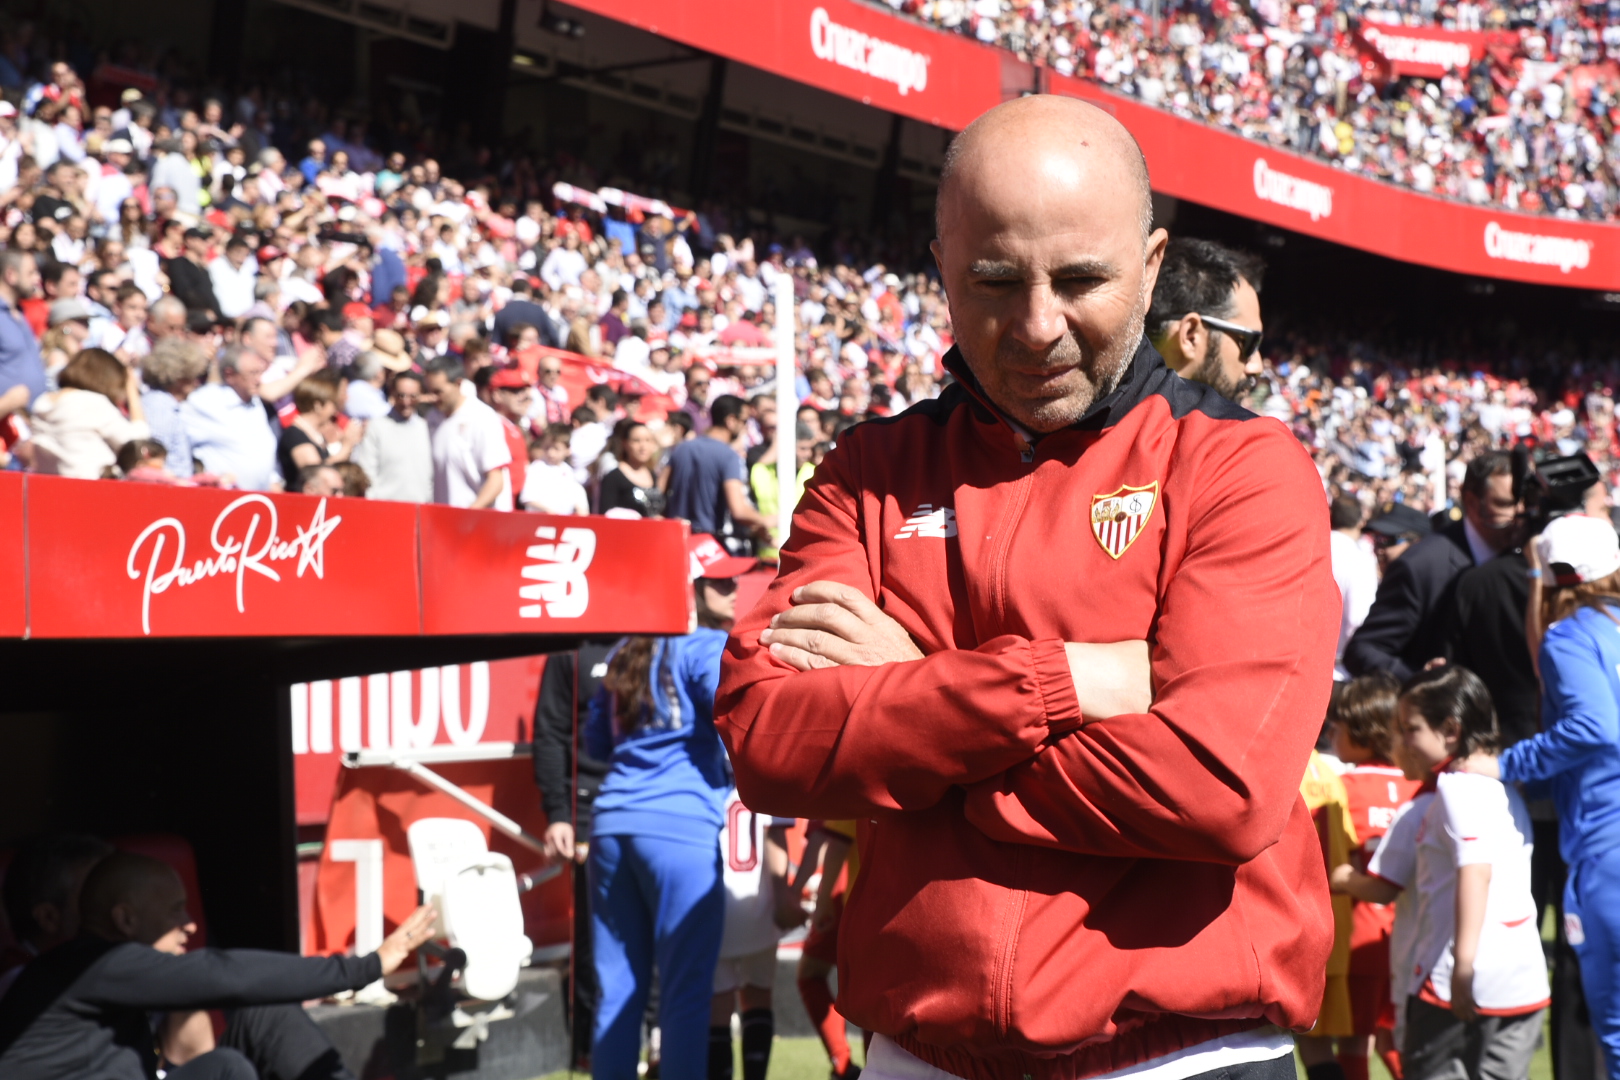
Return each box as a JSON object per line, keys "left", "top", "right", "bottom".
{"left": 125, "top": 495, "right": 341, "bottom": 636}
{"left": 519, "top": 525, "right": 595, "bottom": 619}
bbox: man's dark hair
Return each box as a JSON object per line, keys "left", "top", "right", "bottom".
{"left": 241, "top": 315, "right": 276, "bottom": 340}
{"left": 570, "top": 404, "right": 597, "bottom": 426}
{"left": 1461, "top": 451, "right": 1513, "bottom": 500}
{"left": 666, "top": 409, "right": 694, "bottom": 437}
{"left": 1146, "top": 238, "right": 1265, "bottom": 345}
{"left": 38, "top": 260, "right": 71, "bottom": 288}
{"left": 388, "top": 370, "right": 424, "bottom": 394}
{"left": 510, "top": 276, "right": 533, "bottom": 297}
{"left": 710, "top": 394, "right": 747, "bottom": 428}
{"left": 424, "top": 354, "right": 465, "bottom": 384}
{"left": 1330, "top": 495, "right": 1362, "bottom": 531}
{"left": 1328, "top": 675, "right": 1400, "bottom": 761}
{"left": 1400, "top": 665, "right": 1501, "bottom": 756}
{"left": 506, "top": 322, "right": 538, "bottom": 346}
{"left": 611, "top": 289, "right": 628, "bottom": 308}
{"left": 293, "top": 464, "right": 337, "bottom": 494}
{"left": 2, "top": 833, "right": 113, "bottom": 943}
{"left": 113, "top": 282, "right": 144, "bottom": 305}
{"left": 311, "top": 308, "right": 344, "bottom": 335}
{"left": 587, "top": 384, "right": 619, "bottom": 408}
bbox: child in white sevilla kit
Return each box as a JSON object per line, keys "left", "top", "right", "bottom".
{"left": 1334, "top": 667, "right": 1548, "bottom": 1080}
{"left": 708, "top": 788, "right": 802, "bottom": 1080}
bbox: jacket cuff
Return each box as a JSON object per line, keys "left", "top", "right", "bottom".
{"left": 1031, "top": 638, "right": 1082, "bottom": 738}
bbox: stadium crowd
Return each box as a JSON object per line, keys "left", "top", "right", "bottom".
{"left": 887, "top": 0, "right": 1620, "bottom": 219}
{"left": 0, "top": 48, "right": 1613, "bottom": 540}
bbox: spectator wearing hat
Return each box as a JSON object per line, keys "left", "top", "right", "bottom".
{"left": 487, "top": 366, "right": 534, "bottom": 504}
{"left": 411, "top": 306, "right": 449, "bottom": 362}
{"left": 140, "top": 336, "right": 210, "bottom": 477}
{"left": 1364, "top": 502, "right": 1433, "bottom": 575}
{"left": 207, "top": 234, "right": 256, "bottom": 320}
{"left": 353, "top": 369, "right": 432, "bottom": 503}
{"left": 42, "top": 298, "right": 91, "bottom": 377}
{"left": 1346, "top": 453, "right": 1518, "bottom": 681}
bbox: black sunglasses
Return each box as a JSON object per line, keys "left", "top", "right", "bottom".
{"left": 1198, "top": 315, "right": 1263, "bottom": 360}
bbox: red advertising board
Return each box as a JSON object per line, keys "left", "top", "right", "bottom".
{"left": 1354, "top": 23, "right": 1490, "bottom": 79}
{"left": 26, "top": 476, "right": 422, "bottom": 638}
{"left": 569, "top": 0, "right": 1620, "bottom": 288}
{"left": 419, "top": 507, "right": 691, "bottom": 636}
{"left": 1046, "top": 72, "right": 1620, "bottom": 290}
{"left": 561, "top": 0, "right": 1020, "bottom": 131}
{"left": 0, "top": 472, "right": 23, "bottom": 638}
{"left": 290, "top": 656, "right": 545, "bottom": 825}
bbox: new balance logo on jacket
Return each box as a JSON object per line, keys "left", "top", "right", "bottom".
{"left": 894, "top": 504, "right": 957, "bottom": 540}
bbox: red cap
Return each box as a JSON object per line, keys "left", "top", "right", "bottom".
{"left": 342, "top": 302, "right": 373, "bottom": 322}
{"left": 256, "top": 245, "right": 284, "bottom": 265}
{"left": 489, "top": 367, "right": 532, "bottom": 389}
{"left": 688, "top": 533, "right": 757, "bottom": 580}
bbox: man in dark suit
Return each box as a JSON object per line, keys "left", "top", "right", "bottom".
{"left": 1344, "top": 452, "right": 1518, "bottom": 681}
{"left": 492, "top": 276, "right": 560, "bottom": 349}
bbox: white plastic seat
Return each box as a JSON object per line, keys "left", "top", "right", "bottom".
{"left": 404, "top": 818, "right": 533, "bottom": 1002}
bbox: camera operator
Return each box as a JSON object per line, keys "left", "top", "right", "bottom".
{"left": 1344, "top": 452, "right": 1518, "bottom": 680}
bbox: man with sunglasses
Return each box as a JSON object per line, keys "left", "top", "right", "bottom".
{"left": 1147, "top": 237, "right": 1266, "bottom": 402}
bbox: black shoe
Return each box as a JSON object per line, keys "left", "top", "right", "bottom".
{"left": 835, "top": 1065, "right": 861, "bottom": 1080}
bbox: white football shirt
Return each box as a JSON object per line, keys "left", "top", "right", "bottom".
{"left": 718, "top": 788, "right": 794, "bottom": 959}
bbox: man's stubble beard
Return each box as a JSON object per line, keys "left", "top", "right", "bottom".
{"left": 968, "top": 293, "right": 1147, "bottom": 435}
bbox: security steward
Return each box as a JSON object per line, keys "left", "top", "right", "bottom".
{"left": 717, "top": 96, "right": 1339, "bottom": 1080}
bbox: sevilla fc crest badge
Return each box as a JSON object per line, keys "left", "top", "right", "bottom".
{"left": 1090, "top": 482, "right": 1158, "bottom": 560}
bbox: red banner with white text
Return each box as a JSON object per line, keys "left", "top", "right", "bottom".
{"left": 290, "top": 655, "right": 547, "bottom": 825}
{"left": 1353, "top": 23, "right": 1491, "bottom": 79}
{"left": 1046, "top": 72, "right": 1620, "bottom": 290}
{"left": 26, "top": 475, "right": 421, "bottom": 639}
{"left": 567, "top": 0, "right": 1620, "bottom": 288}
{"left": 560, "top": 0, "right": 1022, "bottom": 131}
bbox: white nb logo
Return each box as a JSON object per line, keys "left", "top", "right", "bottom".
{"left": 894, "top": 504, "right": 958, "bottom": 540}
{"left": 519, "top": 525, "right": 596, "bottom": 618}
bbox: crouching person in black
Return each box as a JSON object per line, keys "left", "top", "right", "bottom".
{"left": 0, "top": 852, "right": 436, "bottom": 1080}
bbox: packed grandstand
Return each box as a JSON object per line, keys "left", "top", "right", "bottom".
{"left": 0, "top": 4, "right": 1615, "bottom": 524}
{"left": 891, "top": 0, "right": 1620, "bottom": 221}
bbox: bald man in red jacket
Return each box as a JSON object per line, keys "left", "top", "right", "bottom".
{"left": 717, "top": 96, "right": 1338, "bottom": 1080}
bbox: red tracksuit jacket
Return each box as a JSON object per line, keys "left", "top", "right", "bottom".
{"left": 717, "top": 341, "right": 1338, "bottom": 1080}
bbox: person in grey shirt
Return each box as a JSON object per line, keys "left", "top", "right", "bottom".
{"left": 352, "top": 370, "right": 432, "bottom": 503}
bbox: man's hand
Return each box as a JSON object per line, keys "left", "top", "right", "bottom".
{"left": 544, "top": 821, "right": 576, "bottom": 863}
{"left": 772, "top": 881, "right": 807, "bottom": 932}
{"left": 1064, "top": 640, "right": 1153, "bottom": 718}
{"left": 374, "top": 903, "right": 438, "bottom": 975}
{"left": 758, "top": 581, "right": 924, "bottom": 670}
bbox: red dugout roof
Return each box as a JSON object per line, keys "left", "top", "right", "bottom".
{"left": 565, "top": 0, "right": 1620, "bottom": 289}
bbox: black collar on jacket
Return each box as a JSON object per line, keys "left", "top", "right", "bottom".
{"left": 940, "top": 336, "right": 1255, "bottom": 438}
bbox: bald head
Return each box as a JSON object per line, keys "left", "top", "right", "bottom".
{"left": 81, "top": 853, "right": 195, "bottom": 952}
{"left": 930, "top": 96, "right": 1168, "bottom": 433}
{"left": 936, "top": 96, "right": 1154, "bottom": 247}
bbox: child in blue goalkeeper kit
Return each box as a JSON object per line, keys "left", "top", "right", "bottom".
{"left": 585, "top": 534, "right": 757, "bottom": 1080}
{"left": 1466, "top": 514, "right": 1620, "bottom": 1079}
